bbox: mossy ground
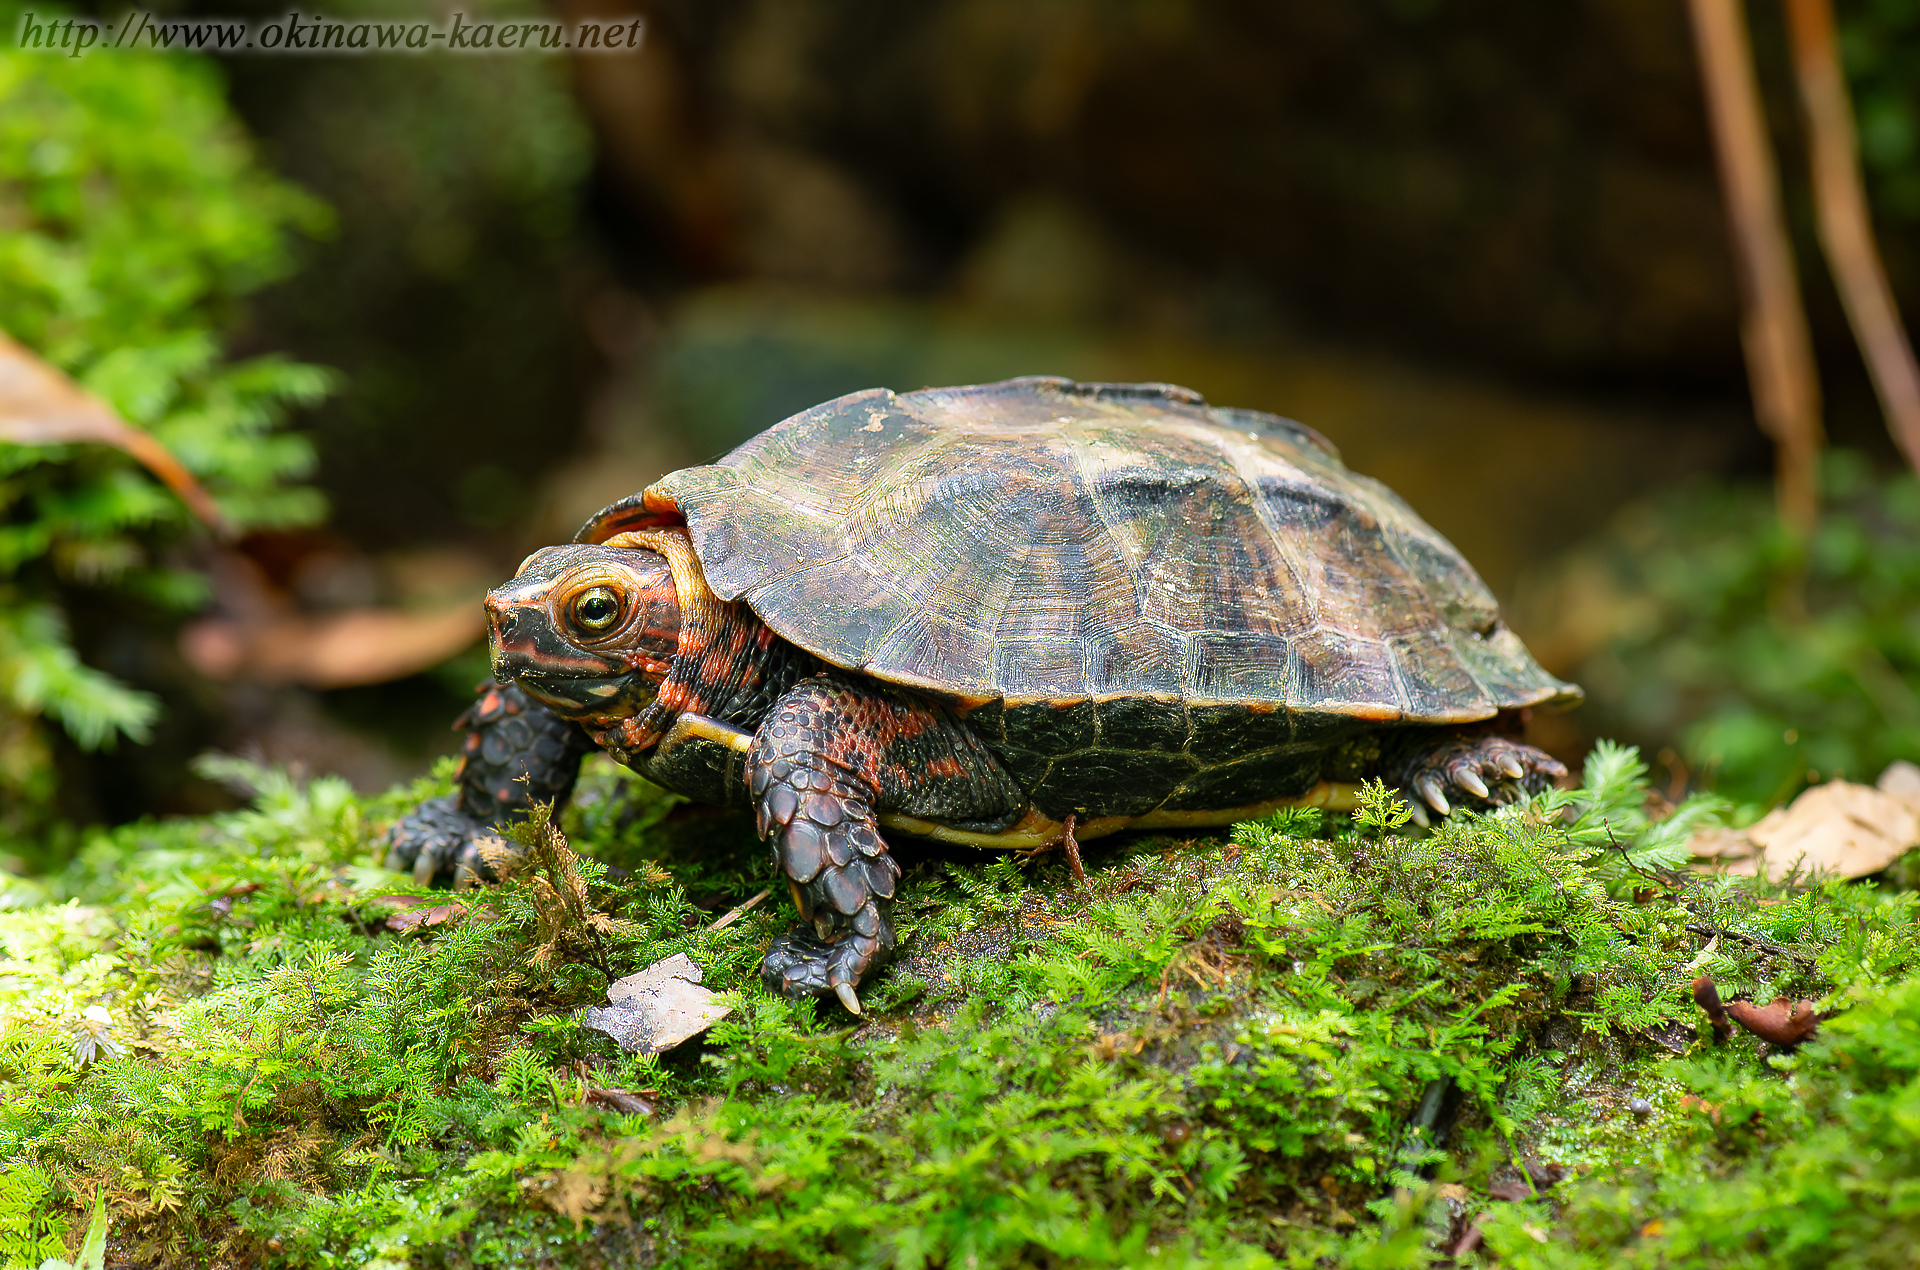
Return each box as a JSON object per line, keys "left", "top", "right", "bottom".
{"left": 3, "top": 745, "right": 1919, "bottom": 1269}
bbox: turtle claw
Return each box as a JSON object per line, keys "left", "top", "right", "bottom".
{"left": 1414, "top": 774, "right": 1451, "bottom": 816}
{"left": 1400, "top": 734, "right": 1566, "bottom": 818}
{"left": 761, "top": 925, "right": 887, "bottom": 1006}
{"left": 387, "top": 796, "right": 499, "bottom": 888}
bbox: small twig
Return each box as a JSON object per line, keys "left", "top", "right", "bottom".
{"left": 705, "top": 887, "right": 771, "bottom": 932}
{"left": 1785, "top": 0, "right": 1920, "bottom": 472}
{"left": 1061, "top": 814, "right": 1086, "bottom": 887}
{"left": 1603, "top": 819, "right": 1684, "bottom": 891}
{"left": 1688, "top": 0, "right": 1825, "bottom": 534}
{"left": 1693, "top": 975, "right": 1734, "bottom": 1045}
{"left": 1684, "top": 921, "right": 1817, "bottom": 971}
{"left": 1013, "top": 814, "right": 1087, "bottom": 886}
{"left": 233, "top": 1063, "right": 264, "bottom": 1130}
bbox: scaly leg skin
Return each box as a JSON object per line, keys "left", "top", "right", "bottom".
{"left": 1394, "top": 732, "right": 1567, "bottom": 820}
{"left": 748, "top": 673, "right": 1024, "bottom": 1012}
{"left": 384, "top": 682, "right": 597, "bottom": 887}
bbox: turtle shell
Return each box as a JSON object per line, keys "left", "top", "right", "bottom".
{"left": 581, "top": 378, "right": 1577, "bottom": 818}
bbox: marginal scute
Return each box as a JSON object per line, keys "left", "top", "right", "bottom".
{"left": 1027, "top": 750, "right": 1200, "bottom": 820}
{"left": 1001, "top": 699, "right": 1097, "bottom": 755}
{"left": 1094, "top": 696, "right": 1189, "bottom": 752}
{"left": 1161, "top": 747, "right": 1325, "bottom": 812}
{"left": 620, "top": 377, "right": 1579, "bottom": 731}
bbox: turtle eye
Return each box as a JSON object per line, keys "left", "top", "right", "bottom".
{"left": 570, "top": 586, "right": 622, "bottom": 633}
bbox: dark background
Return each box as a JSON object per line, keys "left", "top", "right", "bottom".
{"left": 78, "top": 0, "right": 1920, "bottom": 817}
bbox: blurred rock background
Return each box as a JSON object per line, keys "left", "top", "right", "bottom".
{"left": 8, "top": 0, "right": 1920, "bottom": 841}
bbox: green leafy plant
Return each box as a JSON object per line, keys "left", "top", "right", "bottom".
{"left": 35, "top": 1192, "right": 105, "bottom": 1270}
{"left": 1841, "top": 0, "right": 1920, "bottom": 221}
{"left": 1353, "top": 777, "right": 1415, "bottom": 837}
{"left": 0, "top": 7, "right": 333, "bottom": 844}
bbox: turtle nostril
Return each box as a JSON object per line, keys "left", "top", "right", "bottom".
{"left": 492, "top": 609, "right": 519, "bottom": 638}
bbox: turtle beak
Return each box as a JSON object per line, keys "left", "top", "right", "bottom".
{"left": 484, "top": 581, "right": 555, "bottom": 683}
{"left": 483, "top": 592, "right": 521, "bottom": 665}
{"left": 482, "top": 571, "right": 654, "bottom": 719}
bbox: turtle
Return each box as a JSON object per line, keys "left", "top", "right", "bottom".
{"left": 386, "top": 376, "right": 1579, "bottom": 1012}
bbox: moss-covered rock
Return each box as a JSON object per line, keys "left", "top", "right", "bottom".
{"left": 2, "top": 745, "right": 1917, "bottom": 1268}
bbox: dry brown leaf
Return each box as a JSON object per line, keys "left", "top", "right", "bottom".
{"left": 585, "top": 1087, "right": 656, "bottom": 1117}
{"left": 1725, "top": 997, "right": 1823, "bottom": 1048}
{"left": 176, "top": 547, "right": 486, "bottom": 689}
{"left": 367, "top": 894, "right": 438, "bottom": 911}
{"left": 541, "top": 1166, "right": 608, "bottom": 1224}
{"left": 1880, "top": 759, "right": 1920, "bottom": 808}
{"left": 386, "top": 903, "right": 467, "bottom": 934}
{"left": 0, "top": 328, "right": 232, "bottom": 535}
{"left": 582, "top": 953, "right": 731, "bottom": 1054}
{"left": 1690, "top": 778, "right": 1920, "bottom": 880}
{"left": 180, "top": 603, "right": 484, "bottom": 689}
{"left": 1091, "top": 1031, "right": 1148, "bottom": 1060}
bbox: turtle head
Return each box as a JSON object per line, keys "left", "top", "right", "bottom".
{"left": 484, "top": 544, "right": 680, "bottom": 722}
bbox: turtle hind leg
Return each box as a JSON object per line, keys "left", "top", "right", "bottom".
{"left": 1393, "top": 732, "right": 1567, "bottom": 817}
{"left": 384, "top": 681, "right": 596, "bottom": 887}
{"left": 746, "top": 673, "right": 1023, "bottom": 1008}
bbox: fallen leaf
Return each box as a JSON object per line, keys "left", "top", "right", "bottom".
{"left": 1525, "top": 1160, "right": 1568, "bottom": 1191}
{"left": 1694, "top": 975, "right": 1733, "bottom": 1046}
{"left": 1680, "top": 935, "right": 1720, "bottom": 975}
{"left": 1725, "top": 997, "right": 1823, "bottom": 1048}
{"left": 1881, "top": 760, "right": 1920, "bottom": 808}
{"left": 368, "top": 894, "right": 438, "bottom": 910}
{"left": 386, "top": 903, "right": 467, "bottom": 934}
{"left": 582, "top": 953, "right": 731, "bottom": 1054}
{"left": 1634, "top": 1018, "right": 1696, "bottom": 1054}
{"left": 1689, "top": 779, "right": 1920, "bottom": 880}
{"left": 0, "top": 329, "right": 231, "bottom": 535}
{"left": 1487, "top": 1177, "right": 1533, "bottom": 1202}
{"left": 585, "top": 1086, "right": 656, "bottom": 1116}
{"left": 1678, "top": 1094, "right": 1722, "bottom": 1123}
{"left": 1091, "top": 1031, "right": 1147, "bottom": 1060}
{"left": 1687, "top": 826, "right": 1753, "bottom": 860}
{"left": 181, "top": 603, "right": 484, "bottom": 689}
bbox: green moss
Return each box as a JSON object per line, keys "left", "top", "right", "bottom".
{"left": 2, "top": 746, "right": 1917, "bottom": 1267}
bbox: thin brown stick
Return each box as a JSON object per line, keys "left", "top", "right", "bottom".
{"left": 1785, "top": 0, "right": 1920, "bottom": 471}
{"left": 705, "top": 886, "right": 771, "bottom": 932}
{"left": 1689, "top": 0, "right": 1825, "bottom": 535}
{"left": 1061, "top": 813, "right": 1086, "bottom": 886}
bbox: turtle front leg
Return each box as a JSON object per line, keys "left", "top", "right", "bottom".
{"left": 1394, "top": 731, "right": 1567, "bottom": 818}
{"left": 747, "top": 674, "right": 1025, "bottom": 1011}
{"left": 385, "top": 682, "right": 597, "bottom": 887}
